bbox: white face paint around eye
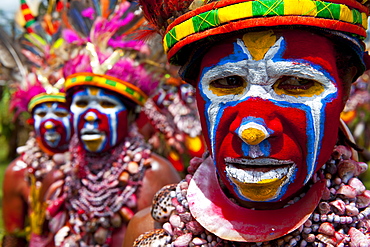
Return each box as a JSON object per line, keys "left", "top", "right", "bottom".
{"left": 201, "top": 37, "right": 336, "bottom": 106}
{"left": 70, "top": 87, "right": 128, "bottom": 153}
{"left": 200, "top": 35, "right": 337, "bottom": 160}
{"left": 33, "top": 102, "right": 72, "bottom": 153}
{"left": 196, "top": 30, "right": 344, "bottom": 203}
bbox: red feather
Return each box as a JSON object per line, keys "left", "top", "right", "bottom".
{"left": 131, "top": 28, "right": 159, "bottom": 42}
{"left": 139, "top": 0, "right": 193, "bottom": 32}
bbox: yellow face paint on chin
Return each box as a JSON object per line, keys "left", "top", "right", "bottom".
{"left": 84, "top": 137, "right": 103, "bottom": 152}
{"left": 231, "top": 176, "right": 287, "bottom": 201}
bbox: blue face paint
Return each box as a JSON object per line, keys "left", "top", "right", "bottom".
{"left": 70, "top": 87, "right": 128, "bottom": 153}
{"left": 195, "top": 30, "right": 344, "bottom": 203}
{"left": 33, "top": 102, "right": 71, "bottom": 153}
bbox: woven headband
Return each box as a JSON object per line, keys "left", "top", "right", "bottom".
{"left": 163, "top": 0, "right": 368, "bottom": 63}
{"left": 28, "top": 92, "right": 66, "bottom": 112}
{"left": 65, "top": 72, "right": 148, "bottom": 106}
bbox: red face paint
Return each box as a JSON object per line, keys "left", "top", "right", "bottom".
{"left": 33, "top": 102, "right": 72, "bottom": 154}
{"left": 195, "top": 29, "right": 348, "bottom": 203}
{"left": 70, "top": 87, "right": 129, "bottom": 153}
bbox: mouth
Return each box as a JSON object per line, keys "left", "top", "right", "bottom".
{"left": 45, "top": 133, "right": 60, "bottom": 143}
{"left": 225, "top": 157, "right": 296, "bottom": 201}
{"left": 225, "top": 157, "right": 296, "bottom": 183}
{"left": 80, "top": 129, "right": 104, "bottom": 142}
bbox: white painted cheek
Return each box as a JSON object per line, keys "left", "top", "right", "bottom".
{"left": 302, "top": 99, "right": 327, "bottom": 184}
{"left": 33, "top": 116, "right": 42, "bottom": 136}
{"left": 108, "top": 112, "right": 118, "bottom": 147}
{"left": 71, "top": 106, "right": 86, "bottom": 133}
{"left": 199, "top": 78, "right": 222, "bottom": 157}
{"left": 62, "top": 117, "right": 72, "bottom": 141}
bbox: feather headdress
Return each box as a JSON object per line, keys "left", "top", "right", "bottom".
{"left": 10, "top": 0, "right": 67, "bottom": 119}
{"left": 63, "top": 0, "right": 162, "bottom": 106}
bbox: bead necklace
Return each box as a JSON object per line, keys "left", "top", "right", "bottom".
{"left": 54, "top": 127, "right": 152, "bottom": 247}
{"left": 141, "top": 144, "right": 370, "bottom": 247}
{"left": 18, "top": 131, "right": 64, "bottom": 237}
{"left": 19, "top": 131, "right": 57, "bottom": 182}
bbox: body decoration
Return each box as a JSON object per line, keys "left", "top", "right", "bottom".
{"left": 18, "top": 131, "right": 68, "bottom": 243}
{"left": 47, "top": 126, "right": 151, "bottom": 246}
{"left": 123, "top": 0, "right": 370, "bottom": 245}
{"left": 2, "top": 1, "right": 71, "bottom": 246}
{"left": 37, "top": 1, "right": 181, "bottom": 246}
{"left": 135, "top": 142, "right": 370, "bottom": 246}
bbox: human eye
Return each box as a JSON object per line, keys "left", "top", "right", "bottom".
{"left": 209, "top": 76, "right": 246, "bottom": 96}
{"left": 273, "top": 76, "right": 324, "bottom": 97}
{"left": 35, "top": 111, "right": 47, "bottom": 118}
{"left": 75, "top": 100, "right": 88, "bottom": 108}
{"left": 100, "top": 100, "right": 117, "bottom": 108}
{"left": 55, "top": 111, "right": 69, "bottom": 118}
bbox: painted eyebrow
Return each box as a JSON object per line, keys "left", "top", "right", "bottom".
{"left": 202, "top": 62, "right": 249, "bottom": 82}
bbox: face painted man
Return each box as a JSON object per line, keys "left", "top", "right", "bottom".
{"left": 70, "top": 86, "right": 130, "bottom": 153}
{"left": 30, "top": 93, "right": 72, "bottom": 154}
{"left": 3, "top": 91, "right": 72, "bottom": 247}
{"left": 142, "top": 80, "right": 205, "bottom": 171}
{"left": 123, "top": 0, "right": 370, "bottom": 246}
{"left": 197, "top": 29, "right": 354, "bottom": 204}
{"left": 41, "top": 3, "right": 181, "bottom": 245}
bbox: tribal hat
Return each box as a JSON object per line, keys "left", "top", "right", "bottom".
{"left": 28, "top": 92, "right": 66, "bottom": 112}
{"left": 139, "top": 0, "right": 370, "bottom": 66}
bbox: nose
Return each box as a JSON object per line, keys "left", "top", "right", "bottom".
{"left": 44, "top": 121, "right": 55, "bottom": 130}
{"left": 237, "top": 122, "right": 270, "bottom": 146}
{"left": 85, "top": 112, "right": 97, "bottom": 122}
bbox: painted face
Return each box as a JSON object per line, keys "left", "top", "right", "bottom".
{"left": 196, "top": 30, "right": 349, "bottom": 203}
{"left": 33, "top": 102, "right": 72, "bottom": 154}
{"left": 70, "top": 86, "right": 128, "bottom": 153}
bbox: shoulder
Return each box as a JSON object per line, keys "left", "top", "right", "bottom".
{"left": 147, "top": 153, "right": 180, "bottom": 179}
{"left": 136, "top": 153, "right": 181, "bottom": 210}
{"left": 123, "top": 207, "right": 162, "bottom": 247}
{"left": 5, "top": 157, "right": 27, "bottom": 176}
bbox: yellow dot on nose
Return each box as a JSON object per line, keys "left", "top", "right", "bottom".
{"left": 241, "top": 128, "right": 266, "bottom": 145}
{"left": 45, "top": 122, "right": 54, "bottom": 129}
{"left": 85, "top": 115, "right": 95, "bottom": 122}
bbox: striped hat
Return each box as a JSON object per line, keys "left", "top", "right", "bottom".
{"left": 65, "top": 72, "right": 148, "bottom": 107}
{"left": 28, "top": 92, "right": 66, "bottom": 112}
{"left": 139, "top": 0, "right": 370, "bottom": 65}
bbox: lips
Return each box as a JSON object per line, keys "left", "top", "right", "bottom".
{"left": 224, "top": 157, "right": 296, "bottom": 201}
{"left": 225, "top": 157, "right": 296, "bottom": 183}
{"left": 80, "top": 129, "right": 105, "bottom": 141}
{"left": 45, "top": 132, "right": 60, "bottom": 143}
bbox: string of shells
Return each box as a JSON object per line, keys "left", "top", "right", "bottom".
{"left": 137, "top": 145, "right": 370, "bottom": 247}
{"left": 18, "top": 131, "right": 57, "bottom": 182}
{"left": 49, "top": 127, "right": 152, "bottom": 246}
